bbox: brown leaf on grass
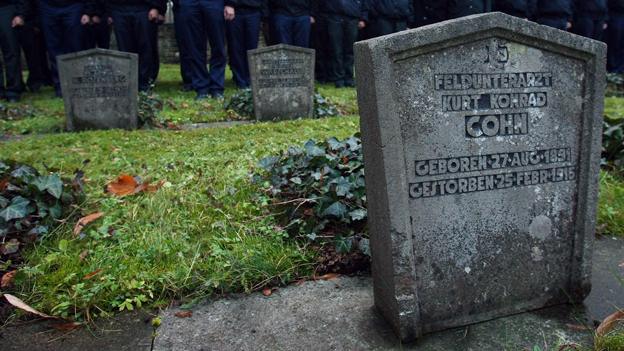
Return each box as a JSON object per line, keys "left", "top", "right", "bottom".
{"left": 0, "top": 178, "right": 8, "bottom": 191}
{"left": 1, "top": 270, "right": 17, "bottom": 288}
{"left": 82, "top": 269, "right": 102, "bottom": 280}
{"left": 106, "top": 175, "right": 139, "bottom": 196}
{"left": 262, "top": 287, "right": 273, "bottom": 296}
{"left": 52, "top": 322, "right": 83, "bottom": 331}
{"left": 596, "top": 310, "right": 624, "bottom": 336}
{"left": 4, "top": 294, "right": 56, "bottom": 319}
{"left": 73, "top": 212, "right": 104, "bottom": 237}
{"left": 79, "top": 250, "right": 89, "bottom": 261}
{"left": 106, "top": 175, "right": 164, "bottom": 197}
{"left": 174, "top": 310, "right": 193, "bottom": 318}
{"left": 314, "top": 273, "right": 341, "bottom": 281}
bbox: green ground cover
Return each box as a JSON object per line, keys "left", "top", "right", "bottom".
{"left": 0, "top": 65, "right": 623, "bottom": 350}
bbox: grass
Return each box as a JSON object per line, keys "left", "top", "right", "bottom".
{"left": 0, "top": 65, "right": 356, "bottom": 135}
{"left": 598, "top": 172, "right": 624, "bottom": 237}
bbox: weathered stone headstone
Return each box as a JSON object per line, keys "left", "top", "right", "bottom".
{"left": 355, "top": 13, "right": 606, "bottom": 341}
{"left": 248, "top": 44, "right": 315, "bottom": 121}
{"left": 58, "top": 48, "right": 138, "bottom": 131}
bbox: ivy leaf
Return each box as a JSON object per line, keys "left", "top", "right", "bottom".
{"left": 48, "top": 203, "right": 62, "bottom": 219}
{"left": 0, "top": 196, "right": 8, "bottom": 208}
{"left": 33, "top": 174, "right": 64, "bottom": 199}
{"left": 322, "top": 201, "right": 347, "bottom": 218}
{"left": 349, "top": 209, "right": 367, "bottom": 221}
{"left": 0, "top": 196, "right": 31, "bottom": 221}
{"left": 358, "top": 238, "right": 371, "bottom": 256}
{"left": 304, "top": 140, "right": 325, "bottom": 157}
{"left": 258, "top": 157, "right": 279, "bottom": 171}
{"left": 332, "top": 177, "right": 352, "bottom": 197}
{"left": 10, "top": 165, "right": 37, "bottom": 180}
{"left": 290, "top": 177, "right": 302, "bottom": 185}
{"left": 335, "top": 236, "right": 353, "bottom": 254}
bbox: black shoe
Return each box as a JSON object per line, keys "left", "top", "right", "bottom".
{"left": 210, "top": 93, "right": 224, "bottom": 100}
{"left": 182, "top": 84, "right": 193, "bottom": 92}
{"left": 6, "top": 97, "right": 20, "bottom": 103}
{"left": 345, "top": 81, "right": 355, "bottom": 87}
{"left": 195, "top": 93, "right": 209, "bottom": 100}
{"left": 335, "top": 81, "right": 345, "bottom": 88}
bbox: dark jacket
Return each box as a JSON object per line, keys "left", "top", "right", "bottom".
{"left": 323, "top": 0, "right": 367, "bottom": 20}
{"left": 224, "top": 0, "right": 265, "bottom": 11}
{"left": 575, "top": 0, "right": 608, "bottom": 20}
{"left": 493, "top": 0, "right": 535, "bottom": 18}
{"left": 368, "top": 0, "right": 414, "bottom": 21}
{"left": 533, "top": 0, "right": 573, "bottom": 20}
{"left": 107, "top": 0, "right": 167, "bottom": 13}
{"left": 19, "top": 0, "right": 97, "bottom": 17}
{"left": 610, "top": 0, "right": 624, "bottom": 14}
{"left": 412, "top": 0, "right": 446, "bottom": 26}
{"left": 267, "top": 0, "right": 315, "bottom": 17}
{"left": 445, "top": 0, "right": 492, "bottom": 19}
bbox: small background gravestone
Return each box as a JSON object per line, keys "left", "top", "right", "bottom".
{"left": 355, "top": 13, "right": 606, "bottom": 341}
{"left": 58, "top": 48, "right": 138, "bottom": 131}
{"left": 248, "top": 44, "right": 315, "bottom": 121}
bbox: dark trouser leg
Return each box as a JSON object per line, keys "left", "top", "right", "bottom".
{"left": 226, "top": 10, "right": 246, "bottom": 88}
{"left": 95, "top": 22, "right": 111, "bottom": 49}
{"left": 393, "top": 20, "right": 407, "bottom": 33}
{"left": 573, "top": 16, "right": 595, "bottom": 38}
{"left": 82, "top": 23, "right": 96, "bottom": 49}
{"left": 150, "top": 23, "right": 160, "bottom": 84}
{"left": 367, "top": 17, "right": 394, "bottom": 37}
{"left": 342, "top": 17, "right": 358, "bottom": 85}
{"left": 134, "top": 10, "right": 158, "bottom": 90}
{"left": 608, "top": 14, "right": 624, "bottom": 73}
{"left": 176, "top": 1, "right": 210, "bottom": 94}
{"left": 39, "top": 2, "right": 68, "bottom": 94}
{"left": 0, "top": 4, "right": 23, "bottom": 98}
{"left": 312, "top": 14, "right": 329, "bottom": 83}
{"left": 242, "top": 12, "right": 261, "bottom": 87}
{"left": 17, "top": 23, "right": 45, "bottom": 91}
{"left": 327, "top": 14, "right": 344, "bottom": 85}
{"left": 272, "top": 14, "right": 293, "bottom": 45}
{"left": 203, "top": 7, "right": 226, "bottom": 95}
{"left": 173, "top": 8, "right": 192, "bottom": 88}
{"left": 292, "top": 15, "right": 311, "bottom": 47}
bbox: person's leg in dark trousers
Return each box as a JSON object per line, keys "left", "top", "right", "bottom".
{"left": 111, "top": 7, "right": 157, "bottom": 91}
{"left": 227, "top": 10, "right": 260, "bottom": 89}
{"left": 94, "top": 21, "right": 111, "bottom": 49}
{"left": 39, "top": 1, "right": 84, "bottom": 96}
{"left": 272, "top": 14, "right": 294, "bottom": 45}
{"left": 17, "top": 22, "right": 46, "bottom": 92}
{"left": 326, "top": 14, "right": 343, "bottom": 86}
{"left": 82, "top": 22, "right": 96, "bottom": 49}
{"left": 0, "top": 4, "right": 23, "bottom": 100}
{"left": 175, "top": 0, "right": 210, "bottom": 96}
{"left": 149, "top": 22, "right": 160, "bottom": 84}
{"left": 574, "top": 16, "right": 596, "bottom": 38}
{"left": 312, "top": 13, "right": 329, "bottom": 83}
{"left": 608, "top": 14, "right": 624, "bottom": 73}
{"left": 174, "top": 7, "right": 192, "bottom": 90}
{"left": 367, "top": 17, "right": 394, "bottom": 37}
{"left": 342, "top": 17, "right": 358, "bottom": 87}
{"left": 202, "top": 5, "right": 226, "bottom": 97}
{"left": 291, "top": 15, "right": 310, "bottom": 47}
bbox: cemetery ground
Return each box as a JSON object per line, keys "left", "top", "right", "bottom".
{"left": 0, "top": 64, "right": 623, "bottom": 350}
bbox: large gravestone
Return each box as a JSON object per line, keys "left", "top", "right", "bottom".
{"left": 248, "top": 44, "right": 315, "bottom": 121}
{"left": 58, "top": 48, "right": 138, "bottom": 131}
{"left": 355, "top": 13, "right": 606, "bottom": 342}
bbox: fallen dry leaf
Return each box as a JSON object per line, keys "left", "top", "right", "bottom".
{"left": 1, "top": 270, "right": 17, "bottom": 288}
{"left": 294, "top": 279, "right": 307, "bottom": 286}
{"left": 82, "top": 269, "right": 103, "bottom": 280}
{"left": 262, "top": 287, "right": 273, "bottom": 296}
{"left": 4, "top": 294, "right": 56, "bottom": 319}
{"left": 73, "top": 212, "right": 104, "bottom": 237}
{"left": 174, "top": 310, "right": 193, "bottom": 318}
{"left": 0, "top": 178, "right": 8, "bottom": 191}
{"left": 619, "top": 261, "right": 624, "bottom": 268}
{"left": 596, "top": 310, "right": 624, "bottom": 336}
{"left": 314, "top": 273, "right": 341, "bottom": 281}
{"left": 106, "top": 175, "right": 138, "bottom": 196}
{"left": 106, "top": 175, "right": 164, "bottom": 197}
{"left": 52, "top": 322, "right": 83, "bottom": 331}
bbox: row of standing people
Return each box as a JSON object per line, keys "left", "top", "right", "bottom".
{"left": 0, "top": 0, "right": 622, "bottom": 103}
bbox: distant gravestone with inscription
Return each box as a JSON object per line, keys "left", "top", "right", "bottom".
{"left": 248, "top": 44, "right": 315, "bottom": 121}
{"left": 58, "top": 48, "right": 138, "bottom": 131}
{"left": 355, "top": 13, "right": 606, "bottom": 342}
